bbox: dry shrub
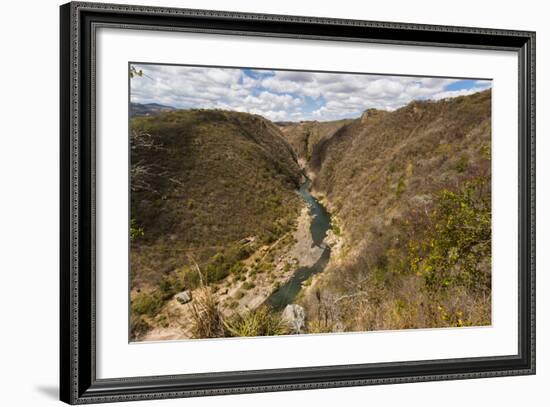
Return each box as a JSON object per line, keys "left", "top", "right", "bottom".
{"left": 334, "top": 272, "right": 491, "bottom": 332}
{"left": 130, "top": 314, "right": 152, "bottom": 341}
{"left": 300, "top": 284, "right": 345, "bottom": 334}
{"left": 189, "top": 287, "right": 225, "bottom": 338}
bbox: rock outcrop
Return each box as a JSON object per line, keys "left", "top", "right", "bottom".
{"left": 175, "top": 290, "right": 192, "bottom": 304}
{"left": 282, "top": 304, "right": 306, "bottom": 334}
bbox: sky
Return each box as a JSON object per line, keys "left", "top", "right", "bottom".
{"left": 130, "top": 64, "right": 492, "bottom": 122}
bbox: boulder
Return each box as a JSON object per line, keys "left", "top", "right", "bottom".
{"left": 175, "top": 290, "right": 192, "bottom": 304}
{"left": 282, "top": 304, "right": 306, "bottom": 334}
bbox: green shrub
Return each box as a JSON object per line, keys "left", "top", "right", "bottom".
{"left": 332, "top": 220, "right": 342, "bottom": 236}
{"left": 410, "top": 176, "right": 491, "bottom": 295}
{"left": 395, "top": 178, "right": 406, "bottom": 196}
{"left": 245, "top": 281, "right": 256, "bottom": 290}
{"left": 204, "top": 243, "right": 254, "bottom": 283}
{"left": 229, "top": 261, "right": 245, "bottom": 276}
{"left": 455, "top": 154, "right": 469, "bottom": 173}
{"left": 183, "top": 267, "right": 201, "bottom": 289}
{"left": 158, "top": 273, "right": 185, "bottom": 300}
{"left": 130, "top": 218, "right": 144, "bottom": 241}
{"left": 480, "top": 143, "right": 491, "bottom": 159}
{"left": 224, "top": 307, "right": 288, "bottom": 337}
{"left": 205, "top": 262, "right": 230, "bottom": 283}
{"left": 131, "top": 291, "right": 164, "bottom": 317}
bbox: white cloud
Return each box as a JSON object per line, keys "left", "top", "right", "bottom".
{"left": 131, "top": 64, "right": 492, "bottom": 122}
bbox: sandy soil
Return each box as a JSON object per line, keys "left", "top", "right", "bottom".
{"left": 287, "top": 206, "right": 324, "bottom": 267}
{"left": 140, "top": 299, "right": 194, "bottom": 341}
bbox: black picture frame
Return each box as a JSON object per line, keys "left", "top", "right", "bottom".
{"left": 60, "top": 2, "right": 536, "bottom": 404}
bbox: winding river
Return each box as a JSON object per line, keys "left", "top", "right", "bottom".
{"left": 267, "top": 178, "right": 332, "bottom": 310}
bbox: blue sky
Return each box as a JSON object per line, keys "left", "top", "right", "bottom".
{"left": 131, "top": 64, "right": 491, "bottom": 122}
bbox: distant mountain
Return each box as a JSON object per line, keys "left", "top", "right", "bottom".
{"left": 130, "top": 102, "right": 175, "bottom": 117}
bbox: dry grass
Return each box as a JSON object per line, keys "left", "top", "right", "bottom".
{"left": 129, "top": 109, "right": 303, "bottom": 339}
{"left": 130, "top": 109, "right": 302, "bottom": 290}
{"left": 189, "top": 288, "right": 290, "bottom": 338}
{"left": 132, "top": 90, "right": 493, "bottom": 339}
{"left": 295, "top": 90, "right": 492, "bottom": 332}
{"left": 189, "top": 287, "right": 225, "bottom": 338}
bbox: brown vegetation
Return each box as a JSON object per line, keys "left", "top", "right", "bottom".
{"left": 130, "top": 89, "right": 492, "bottom": 340}
{"left": 298, "top": 89, "right": 492, "bottom": 331}
{"left": 277, "top": 119, "right": 352, "bottom": 164}
{"left": 130, "top": 109, "right": 302, "bottom": 340}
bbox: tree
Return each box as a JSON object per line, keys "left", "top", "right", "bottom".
{"left": 130, "top": 130, "right": 166, "bottom": 193}
{"left": 409, "top": 176, "right": 491, "bottom": 296}
{"left": 130, "top": 65, "right": 152, "bottom": 80}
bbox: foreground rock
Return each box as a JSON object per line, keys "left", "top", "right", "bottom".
{"left": 175, "top": 290, "right": 192, "bottom": 304}
{"left": 282, "top": 304, "right": 306, "bottom": 334}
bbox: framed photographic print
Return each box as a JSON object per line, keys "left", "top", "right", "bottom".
{"left": 60, "top": 1, "right": 536, "bottom": 404}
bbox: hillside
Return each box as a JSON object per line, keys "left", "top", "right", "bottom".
{"left": 130, "top": 109, "right": 303, "bottom": 338}
{"left": 277, "top": 119, "right": 352, "bottom": 166}
{"left": 129, "top": 90, "right": 492, "bottom": 340}
{"left": 298, "top": 90, "right": 492, "bottom": 331}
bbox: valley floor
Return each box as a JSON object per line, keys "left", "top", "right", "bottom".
{"left": 140, "top": 200, "right": 328, "bottom": 341}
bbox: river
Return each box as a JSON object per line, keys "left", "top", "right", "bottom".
{"left": 267, "top": 178, "right": 332, "bottom": 310}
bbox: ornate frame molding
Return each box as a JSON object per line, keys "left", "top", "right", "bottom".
{"left": 60, "top": 2, "right": 535, "bottom": 404}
